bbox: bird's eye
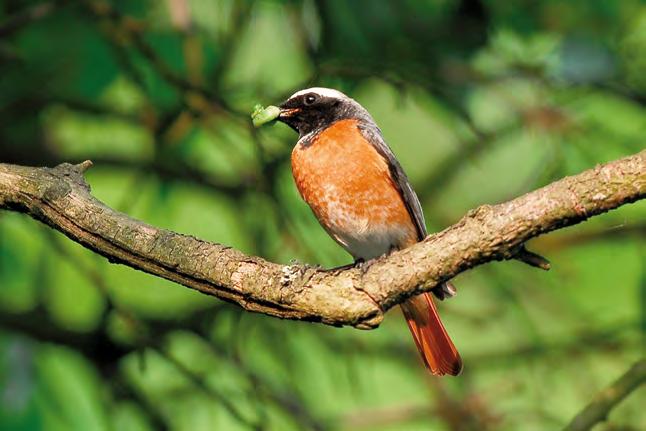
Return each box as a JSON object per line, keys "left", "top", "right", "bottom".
{"left": 304, "top": 94, "right": 318, "bottom": 105}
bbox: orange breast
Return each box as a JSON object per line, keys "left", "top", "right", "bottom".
{"left": 291, "top": 119, "right": 417, "bottom": 258}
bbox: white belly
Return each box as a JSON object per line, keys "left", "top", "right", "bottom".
{"left": 335, "top": 224, "right": 412, "bottom": 260}
{"left": 323, "top": 200, "right": 412, "bottom": 260}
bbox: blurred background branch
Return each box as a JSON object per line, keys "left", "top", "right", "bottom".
{"left": 564, "top": 359, "right": 646, "bottom": 431}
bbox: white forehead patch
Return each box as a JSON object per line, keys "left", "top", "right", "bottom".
{"left": 288, "top": 87, "right": 348, "bottom": 100}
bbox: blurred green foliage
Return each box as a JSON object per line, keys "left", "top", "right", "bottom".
{"left": 1, "top": 0, "right": 645, "bottom": 430}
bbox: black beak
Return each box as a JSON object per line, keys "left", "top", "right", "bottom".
{"left": 276, "top": 104, "right": 301, "bottom": 132}
{"left": 278, "top": 107, "right": 300, "bottom": 119}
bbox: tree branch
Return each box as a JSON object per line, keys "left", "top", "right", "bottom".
{"left": 563, "top": 359, "right": 646, "bottom": 431}
{"left": 0, "top": 149, "right": 645, "bottom": 329}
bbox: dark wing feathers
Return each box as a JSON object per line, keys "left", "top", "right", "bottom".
{"left": 357, "top": 123, "right": 427, "bottom": 241}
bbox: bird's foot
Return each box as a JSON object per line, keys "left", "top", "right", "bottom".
{"left": 431, "top": 281, "right": 457, "bottom": 301}
{"left": 354, "top": 257, "right": 379, "bottom": 275}
{"left": 321, "top": 258, "right": 378, "bottom": 275}
{"left": 322, "top": 261, "right": 355, "bottom": 275}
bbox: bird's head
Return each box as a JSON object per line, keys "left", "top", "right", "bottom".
{"left": 252, "top": 87, "right": 374, "bottom": 140}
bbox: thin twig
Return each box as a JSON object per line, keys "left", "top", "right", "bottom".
{"left": 514, "top": 246, "right": 551, "bottom": 271}
{"left": 563, "top": 359, "right": 646, "bottom": 431}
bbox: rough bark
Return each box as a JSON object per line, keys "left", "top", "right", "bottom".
{"left": 0, "top": 149, "right": 645, "bottom": 329}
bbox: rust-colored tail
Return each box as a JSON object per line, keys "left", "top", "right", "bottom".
{"left": 400, "top": 291, "right": 462, "bottom": 376}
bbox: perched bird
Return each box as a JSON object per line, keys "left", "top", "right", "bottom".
{"left": 258, "top": 87, "right": 462, "bottom": 376}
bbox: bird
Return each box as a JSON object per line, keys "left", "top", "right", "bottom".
{"left": 270, "top": 87, "right": 462, "bottom": 376}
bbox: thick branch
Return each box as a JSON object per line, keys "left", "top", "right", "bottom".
{"left": 0, "top": 150, "right": 645, "bottom": 328}
{"left": 563, "top": 359, "right": 646, "bottom": 431}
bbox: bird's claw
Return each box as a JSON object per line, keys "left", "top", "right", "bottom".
{"left": 431, "top": 281, "right": 457, "bottom": 301}
{"left": 355, "top": 257, "right": 379, "bottom": 275}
